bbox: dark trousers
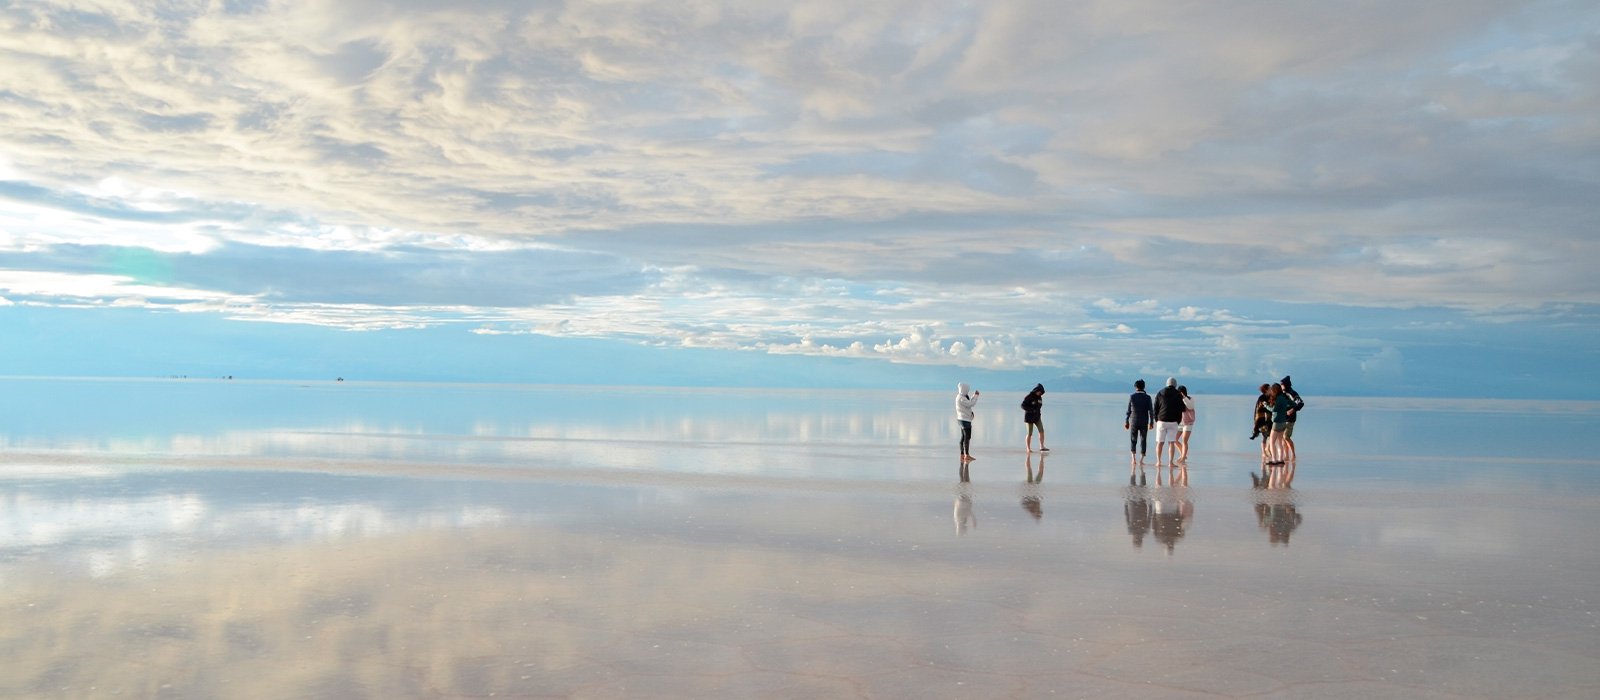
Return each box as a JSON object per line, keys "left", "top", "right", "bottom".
{"left": 1129, "top": 424, "right": 1148, "bottom": 455}
{"left": 959, "top": 420, "right": 973, "bottom": 455}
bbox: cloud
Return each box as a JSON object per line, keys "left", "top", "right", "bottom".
{"left": 1361, "top": 345, "right": 1406, "bottom": 383}
{"left": 0, "top": 0, "right": 1594, "bottom": 392}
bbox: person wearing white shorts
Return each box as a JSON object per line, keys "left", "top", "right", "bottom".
{"left": 1152, "top": 377, "right": 1186, "bottom": 467}
{"left": 1154, "top": 420, "right": 1182, "bottom": 445}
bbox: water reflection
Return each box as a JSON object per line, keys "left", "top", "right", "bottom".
{"left": 3, "top": 471, "right": 1596, "bottom": 699}
{"left": 1020, "top": 452, "right": 1044, "bottom": 521}
{"left": 1252, "top": 461, "right": 1303, "bottom": 545}
{"left": 954, "top": 460, "right": 976, "bottom": 535}
{"left": 1123, "top": 468, "right": 1194, "bottom": 554}
{"left": 1123, "top": 486, "right": 1151, "bottom": 549}
{"left": 6, "top": 380, "right": 1598, "bottom": 491}
{"left": 1151, "top": 485, "right": 1194, "bottom": 554}
{"left": 0, "top": 472, "right": 603, "bottom": 578}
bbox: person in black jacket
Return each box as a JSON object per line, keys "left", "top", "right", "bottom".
{"left": 1021, "top": 384, "right": 1049, "bottom": 453}
{"left": 1125, "top": 379, "right": 1153, "bottom": 475}
{"left": 1280, "top": 375, "right": 1305, "bottom": 460}
{"left": 1153, "top": 377, "right": 1185, "bottom": 468}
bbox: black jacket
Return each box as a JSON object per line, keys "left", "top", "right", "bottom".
{"left": 1154, "top": 386, "right": 1185, "bottom": 423}
{"left": 1021, "top": 392, "right": 1042, "bottom": 423}
{"left": 1125, "top": 391, "right": 1153, "bottom": 428}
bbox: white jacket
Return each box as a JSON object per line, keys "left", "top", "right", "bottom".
{"left": 955, "top": 383, "right": 978, "bottom": 421}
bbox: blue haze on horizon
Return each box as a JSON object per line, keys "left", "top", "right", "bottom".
{"left": 0, "top": 1, "right": 1596, "bottom": 398}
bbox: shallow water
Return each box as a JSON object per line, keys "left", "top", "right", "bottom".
{"left": 2, "top": 378, "right": 1597, "bottom": 698}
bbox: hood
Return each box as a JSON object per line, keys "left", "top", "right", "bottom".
{"left": 957, "top": 382, "right": 971, "bottom": 396}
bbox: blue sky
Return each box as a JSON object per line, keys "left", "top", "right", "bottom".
{"left": 0, "top": 1, "right": 1596, "bottom": 397}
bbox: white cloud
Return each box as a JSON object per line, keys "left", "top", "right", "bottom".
{"left": 1095, "top": 298, "right": 1163, "bottom": 316}
{"left": 1361, "top": 345, "right": 1406, "bottom": 383}
{"left": 0, "top": 0, "right": 1594, "bottom": 391}
{"left": 0, "top": 270, "right": 241, "bottom": 303}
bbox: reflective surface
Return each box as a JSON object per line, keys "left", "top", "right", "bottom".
{"left": 2, "top": 379, "right": 1598, "bottom": 698}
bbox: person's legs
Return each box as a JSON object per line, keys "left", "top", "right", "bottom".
{"left": 1179, "top": 429, "right": 1191, "bottom": 461}
{"left": 1154, "top": 422, "right": 1174, "bottom": 466}
{"left": 959, "top": 420, "right": 973, "bottom": 459}
{"left": 1283, "top": 422, "right": 1296, "bottom": 460}
{"left": 1025, "top": 422, "right": 1038, "bottom": 451}
{"left": 1037, "top": 423, "right": 1047, "bottom": 451}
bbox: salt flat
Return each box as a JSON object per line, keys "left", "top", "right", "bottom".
{"left": 1, "top": 379, "right": 1596, "bottom": 698}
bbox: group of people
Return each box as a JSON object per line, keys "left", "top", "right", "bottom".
{"left": 1251, "top": 376, "right": 1303, "bottom": 465}
{"left": 1122, "top": 377, "right": 1197, "bottom": 471}
{"left": 955, "top": 382, "right": 1056, "bottom": 462}
{"left": 956, "top": 375, "right": 1300, "bottom": 470}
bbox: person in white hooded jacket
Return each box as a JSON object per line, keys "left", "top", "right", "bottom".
{"left": 956, "top": 383, "right": 980, "bottom": 461}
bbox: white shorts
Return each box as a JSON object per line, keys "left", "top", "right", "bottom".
{"left": 1155, "top": 421, "right": 1182, "bottom": 443}
{"left": 1179, "top": 424, "right": 1193, "bottom": 434}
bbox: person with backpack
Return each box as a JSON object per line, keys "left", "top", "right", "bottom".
{"left": 1021, "top": 384, "right": 1049, "bottom": 453}
{"left": 1279, "top": 375, "right": 1305, "bottom": 460}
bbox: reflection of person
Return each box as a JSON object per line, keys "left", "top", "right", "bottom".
{"left": 1178, "top": 386, "right": 1195, "bottom": 462}
{"left": 1021, "top": 451, "right": 1044, "bottom": 521}
{"left": 1280, "top": 375, "right": 1305, "bottom": 460}
{"left": 1252, "top": 461, "right": 1301, "bottom": 545}
{"left": 955, "top": 463, "right": 976, "bottom": 535}
{"left": 1124, "top": 487, "right": 1151, "bottom": 549}
{"left": 1251, "top": 456, "right": 1295, "bottom": 489}
{"left": 956, "top": 383, "right": 980, "bottom": 462}
{"left": 1262, "top": 503, "right": 1303, "bottom": 545}
{"left": 1153, "top": 378, "right": 1184, "bottom": 468}
{"left": 1150, "top": 485, "right": 1193, "bottom": 555}
{"left": 1124, "top": 379, "right": 1153, "bottom": 476}
{"left": 1157, "top": 459, "right": 1189, "bottom": 487}
{"left": 1021, "top": 384, "right": 1049, "bottom": 453}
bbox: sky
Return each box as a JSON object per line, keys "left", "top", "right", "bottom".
{"left": 0, "top": 0, "right": 1596, "bottom": 397}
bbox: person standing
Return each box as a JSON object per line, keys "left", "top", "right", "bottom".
{"left": 1279, "top": 375, "right": 1305, "bottom": 460}
{"left": 1250, "top": 383, "right": 1272, "bottom": 443}
{"left": 1178, "top": 385, "right": 1196, "bottom": 462}
{"left": 1021, "top": 384, "right": 1049, "bottom": 453}
{"left": 1153, "top": 377, "right": 1185, "bottom": 468}
{"left": 1125, "top": 379, "right": 1153, "bottom": 473}
{"left": 1266, "top": 382, "right": 1296, "bottom": 464}
{"left": 956, "top": 383, "right": 980, "bottom": 462}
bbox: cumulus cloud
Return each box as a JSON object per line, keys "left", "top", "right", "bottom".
{"left": 0, "top": 0, "right": 1594, "bottom": 388}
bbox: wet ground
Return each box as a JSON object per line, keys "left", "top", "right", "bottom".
{"left": 2, "top": 379, "right": 1596, "bottom": 698}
